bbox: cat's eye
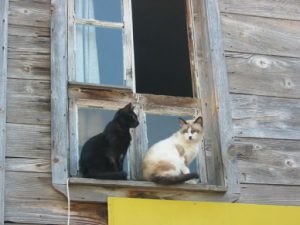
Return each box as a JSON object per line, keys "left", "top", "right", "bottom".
{"left": 191, "top": 129, "right": 199, "bottom": 134}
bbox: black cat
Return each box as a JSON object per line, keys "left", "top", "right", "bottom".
{"left": 79, "top": 103, "right": 139, "bottom": 180}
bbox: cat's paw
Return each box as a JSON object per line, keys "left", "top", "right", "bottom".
{"left": 185, "top": 179, "right": 199, "bottom": 184}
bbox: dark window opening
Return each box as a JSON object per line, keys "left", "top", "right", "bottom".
{"left": 132, "top": 0, "right": 193, "bottom": 97}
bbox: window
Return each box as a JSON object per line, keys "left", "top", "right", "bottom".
{"left": 51, "top": 0, "right": 239, "bottom": 203}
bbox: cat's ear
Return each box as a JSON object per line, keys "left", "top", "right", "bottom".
{"left": 194, "top": 116, "right": 203, "bottom": 126}
{"left": 123, "top": 103, "right": 133, "bottom": 110}
{"left": 178, "top": 118, "right": 187, "bottom": 127}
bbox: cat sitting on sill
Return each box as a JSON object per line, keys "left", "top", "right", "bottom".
{"left": 79, "top": 103, "right": 139, "bottom": 180}
{"left": 142, "top": 117, "right": 203, "bottom": 184}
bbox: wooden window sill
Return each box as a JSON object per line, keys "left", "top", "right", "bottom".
{"left": 53, "top": 177, "right": 230, "bottom": 203}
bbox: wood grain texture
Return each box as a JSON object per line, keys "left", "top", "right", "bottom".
{"left": 220, "top": 0, "right": 300, "bottom": 21}
{"left": 226, "top": 52, "right": 300, "bottom": 98}
{"left": 123, "top": 0, "right": 135, "bottom": 90}
{"left": 51, "top": 0, "right": 69, "bottom": 185}
{"left": 5, "top": 172, "right": 64, "bottom": 201}
{"left": 222, "top": 13, "right": 300, "bottom": 58}
{"left": 55, "top": 180, "right": 238, "bottom": 204}
{"left": 8, "top": 0, "right": 51, "bottom": 28}
{"left": 190, "top": 0, "right": 223, "bottom": 186}
{"left": 7, "top": 78, "right": 50, "bottom": 125}
{"left": 6, "top": 158, "right": 50, "bottom": 173}
{"left": 6, "top": 123, "right": 50, "bottom": 159}
{"left": 0, "top": 0, "right": 8, "bottom": 224}
{"left": 7, "top": 24, "right": 50, "bottom": 80}
{"left": 203, "top": 0, "right": 239, "bottom": 195}
{"left": 5, "top": 198, "right": 107, "bottom": 225}
{"left": 231, "top": 94, "right": 300, "bottom": 140}
{"left": 232, "top": 138, "right": 300, "bottom": 185}
{"left": 239, "top": 183, "right": 300, "bottom": 206}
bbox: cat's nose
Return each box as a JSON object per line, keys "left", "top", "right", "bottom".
{"left": 189, "top": 136, "right": 192, "bottom": 140}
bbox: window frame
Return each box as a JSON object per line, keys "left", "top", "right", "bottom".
{"left": 51, "top": 0, "right": 240, "bottom": 203}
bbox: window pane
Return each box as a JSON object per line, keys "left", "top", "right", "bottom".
{"left": 146, "top": 114, "right": 197, "bottom": 173}
{"left": 75, "top": 25, "right": 124, "bottom": 86}
{"left": 78, "top": 108, "right": 130, "bottom": 173}
{"left": 75, "top": 0, "right": 122, "bottom": 22}
{"left": 132, "top": 0, "right": 193, "bottom": 97}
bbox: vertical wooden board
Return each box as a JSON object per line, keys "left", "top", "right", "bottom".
{"left": 226, "top": 53, "right": 300, "bottom": 98}
{"left": 51, "top": 0, "right": 69, "bottom": 185}
{"left": 204, "top": 0, "right": 239, "bottom": 194}
{"left": 192, "top": 0, "right": 239, "bottom": 199}
{"left": 109, "top": 197, "right": 300, "bottom": 225}
{"left": 69, "top": 100, "right": 79, "bottom": 176}
{"left": 0, "top": 0, "right": 8, "bottom": 224}
{"left": 123, "top": 0, "right": 135, "bottom": 90}
{"left": 130, "top": 104, "right": 148, "bottom": 180}
{"left": 221, "top": 13, "right": 300, "bottom": 58}
{"left": 191, "top": 0, "right": 220, "bottom": 185}
{"left": 220, "top": 0, "right": 300, "bottom": 21}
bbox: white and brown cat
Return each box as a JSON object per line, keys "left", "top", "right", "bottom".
{"left": 142, "top": 117, "right": 203, "bottom": 184}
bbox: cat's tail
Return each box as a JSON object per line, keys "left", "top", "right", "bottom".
{"left": 82, "top": 171, "right": 127, "bottom": 180}
{"left": 150, "top": 173, "right": 199, "bottom": 185}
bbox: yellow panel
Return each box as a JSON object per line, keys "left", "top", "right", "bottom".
{"left": 108, "top": 197, "right": 300, "bottom": 225}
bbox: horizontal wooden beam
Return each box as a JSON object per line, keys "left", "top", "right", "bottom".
{"left": 75, "top": 18, "right": 124, "bottom": 29}
{"left": 52, "top": 178, "right": 240, "bottom": 203}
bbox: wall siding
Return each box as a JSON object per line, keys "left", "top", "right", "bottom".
{"left": 3, "top": 0, "right": 300, "bottom": 225}
{"left": 221, "top": 0, "right": 300, "bottom": 206}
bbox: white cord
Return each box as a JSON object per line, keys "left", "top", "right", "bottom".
{"left": 67, "top": 178, "right": 70, "bottom": 225}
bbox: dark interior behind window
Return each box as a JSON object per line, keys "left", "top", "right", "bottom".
{"left": 132, "top": 0, "right": 193, "bottom": 97}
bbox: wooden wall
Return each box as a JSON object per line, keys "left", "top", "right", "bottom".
{"left": 220, "top": 0, "right": 300, "bottom": 204}
{"left": 3, "top": 0, "right": 300, "bottom": 224}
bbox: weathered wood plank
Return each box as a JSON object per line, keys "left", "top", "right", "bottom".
{"left": 123, "top": 0, "right": 135, "bottom": 89}
{"left": 7, "top": 79, "right": 50, "bottom": 125}
{"left": 239, "top": 183, "right": 300, "bottom": 206}
{"left": 6, "top": 158, "right": 50, "bottom": 173}
{"left": 56, "top": 180, "right": 238, "bottom": 203}
{"left": 5, "top": 198, "right": 107, "bottom": 225}
{"left": 8, "top": 57, "right": 50, "bottom": 80}
{"left": 220, "top": 0, "right": 300, "bottom": 21}
{"left": 226, "top": 52, "right": 300, "bottom": 98}
{"left": 0, "top": 0, "right": 8, "bottom": 224}
{"left": 232, "top": 138, "right": 300, "bottom": 185}
{"left": 8, "top": 35, "right": 50, "bottom": 54}
{"left": 231, "top": 94, "right": 300, "bottom": 140}
{"left": 203, "top": 0, "right": 239, "bottom": 195}
{"left": 51, "top": 0, "right": 69, "bottom": 186}
{"left": 8, "top": 24, "right": 49, "bottom": 38}
{"left": 7, "top": 25, "right": 50, "bottom": 80}
{"left": 5, "top": 223, "right": 49, "bottom": 225}
{"left": 7, "top": 123, "right": 50, "bottom": 159}
{"left": 5, "top": 223, "right": 51, "bottom": 225}
{"left": 75, "top": 18, "right": 123, "bottom": 29}
{"left": 222, "top": 13, "right": 300, "bottom": 58}
{"left": 8, "top": 0, "right": 51, "bottom": 28}
{"left": 5, "top": 172, "right": 64, "bottom": 201}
